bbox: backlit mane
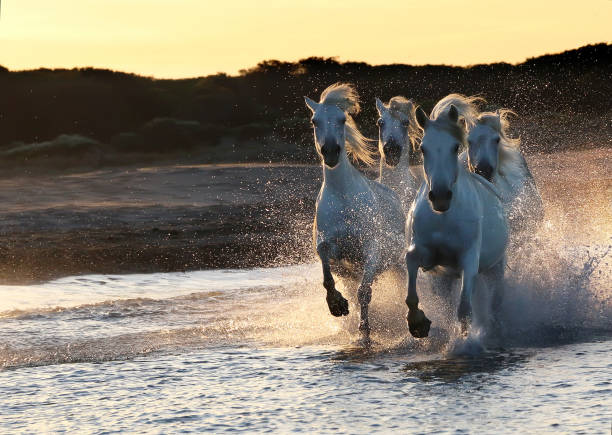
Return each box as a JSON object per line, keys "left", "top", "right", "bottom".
{"left": 428, "top": 94, "right": 484, "bottom": 148}
{"left": 476, "top": 109, "right": 528, "bottom": 178}
{"left": 430, "top": 94, "right": 484, "bottom": 128}
{"left": 319, "top": 83, "right": 376, "bottom": 166}
{"left": 387, "top": 96, "right": 423, "bottom": 150}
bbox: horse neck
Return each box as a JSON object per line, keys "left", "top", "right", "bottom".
{"left": 456, "top": 158, "right": 470, "bottom": 182}
{"left": 452, "top": 158, "right": 472, "bottom": 198}
{"left": 323, "top": 151, "right": 364, "bottom": 193}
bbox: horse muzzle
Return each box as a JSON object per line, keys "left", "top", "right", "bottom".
{"left": 474, "top": 163, "right": 494, "bottom": 182}
{"left": 383, "top": 143, "right": 402, "bottom": 167}
{"left": 321, "top": 143, "right": 341, "bottom": 168}
{"left": 428, "top": 189, "right": 452, "bottom": 212}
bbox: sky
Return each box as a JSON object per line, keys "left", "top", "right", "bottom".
{"left": 0, "top": 0, "right": 610, "bottom": 78}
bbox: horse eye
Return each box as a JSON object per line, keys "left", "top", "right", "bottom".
{"left": 494, "top": 137, "right": 500, "bottom": 144}
{"left": 377, "top": 119, "right": 384, "bottom": 127}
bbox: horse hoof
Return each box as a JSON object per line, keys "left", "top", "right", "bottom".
{"left": 407, "top": 308, "right": 431, "bottom": 338}
{"left": 327, "top": 291, "right": 349, "bottom": 317}
{"left": 357, "top": 335, "right": 372, "bottom": 348}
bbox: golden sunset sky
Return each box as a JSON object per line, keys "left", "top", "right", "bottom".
{"left": 0, "top": 0, "right": 610, "bottom": 78}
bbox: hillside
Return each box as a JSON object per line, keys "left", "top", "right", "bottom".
{"left": 0, "top": 43, "right": 610, "bottom": 174}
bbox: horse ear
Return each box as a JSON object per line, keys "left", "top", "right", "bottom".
{"left": 416, "top": 107, "right": 429, "bottom": 129}
{"left": 492, "top": 110, "right": 504, "bottom": 129}
{"left": 448, "top": 105, "right": 459, "bottom": 123}
{"left": 375, "top": 97, "right": 385, "bottom": 114}
{"left": 493, "top": 112, "right": 503, "bottom": 130}
{"left": 304, "top": 96, "right": 319, "bottom": 113}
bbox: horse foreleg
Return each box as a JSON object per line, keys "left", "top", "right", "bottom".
{"left": 317, "top": 242, "right": 349, "bottom": 317}
{"left": 458, "top": 247, "right": 479, "bottom": 333}
{"left": 357, "top": 256, "right": 378, "bottom": 339}
{"left": 405, "top": 245, "right": 431, "bottom": 338}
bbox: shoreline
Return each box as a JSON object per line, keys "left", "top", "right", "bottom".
{"left": 0, "top": 148, "right": 609, "bottom": 285}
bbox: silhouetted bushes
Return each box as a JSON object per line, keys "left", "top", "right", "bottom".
{"left": 0, "top": 43, "right": 609, "bottom": 170}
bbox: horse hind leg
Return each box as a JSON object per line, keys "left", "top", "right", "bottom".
{"left": 357, "top": 259, "right": 378, "bottom": 341}
{"left": 317, "top": 242, "right": 349, "bottom": 317}
{"left": 488, "top": 258, "right": 506, "bottom": 334}
{"left": 458, "top": 247, "right": 479, "bottom": 334}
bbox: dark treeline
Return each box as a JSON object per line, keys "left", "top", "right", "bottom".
{"left": 0, "top": 43, "right": 610, "bottom": 171}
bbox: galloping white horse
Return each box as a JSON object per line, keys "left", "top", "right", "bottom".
{"left": 404, "top": 96, "right": 508, "bottom": 338}
{"left": 375, "top": 96, "right": 423, "bottom": 210}
{"left": 464, "top": 107, "right": 544, "bottom": 232}
{"left": 305, "top": 83, "right": 406, "bottom": 340}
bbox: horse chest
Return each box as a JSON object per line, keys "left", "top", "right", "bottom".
{"left": 413, "top": 203, "right": 480, "bottom": 258}
{"left": 428, "top": 228, "right": 465, "bottom": 257}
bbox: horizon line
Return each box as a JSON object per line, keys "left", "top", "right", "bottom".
{"left": 1, "top": 41, "right": 609, "bottom": 81}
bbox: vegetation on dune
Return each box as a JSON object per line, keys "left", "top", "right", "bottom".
{"left": 0, "top": 43, "right": 609, "bottom": 171}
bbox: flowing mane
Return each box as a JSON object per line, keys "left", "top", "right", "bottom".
{"left": 430, "top": 94, "right": 484, "bottom": 128}
{"left": 319, "top": 83, "right": 376, "bottom": 166}
{"left": 424, "top": 94, "right": 484, "bottom": 149}
{"left": 476, "top": 109, "right": 529, "bottom": 178}
{"left": 386, "top": 96, "right": 423, "bottom": 151}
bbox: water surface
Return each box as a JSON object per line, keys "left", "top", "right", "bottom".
{"left": 1, "top": 239, "right": 610, "bottom": 432}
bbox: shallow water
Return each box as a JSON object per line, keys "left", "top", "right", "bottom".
{"left": 1, "top": 149, "right": 611, "bottom": 433}
{"left": 1, "top": 237, "right": 611, "bottom": 433}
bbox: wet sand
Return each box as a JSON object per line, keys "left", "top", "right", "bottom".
{"left": 0, "top": 149, "right": 609, "bottom": 284}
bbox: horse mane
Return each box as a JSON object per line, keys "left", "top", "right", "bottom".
{"left": 430, "top": 94, "right": 484, "bottom": 128}
{"left": 319, "top": 83, "right": 376, "bottom": 166}
{"left": 386, "top": 96, "right": 423, "bottom": 151}
{"left": 476, "top": 109, "right": 529, "bottom": 178}
{"left": 425, "top": 94, "right": 484, "bottom": 149}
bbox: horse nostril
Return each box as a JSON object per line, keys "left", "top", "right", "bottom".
{"left": 429, "top": 190, "right": 452, "bottom": 202}
{"left": 322, "top": 145, "right": 339, "bottom": 156}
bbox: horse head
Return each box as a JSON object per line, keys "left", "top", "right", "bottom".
{"left": 467, "top": 110, "right": 517, "bottom": 182}
{"left": 305, "top": 83, "right": 375, "bottom": 169}
{"left": 375, "top": 96, "right": 421, "bottom": 168}
{"left": 416, "top": 104, "right": 464, "bottom": 212}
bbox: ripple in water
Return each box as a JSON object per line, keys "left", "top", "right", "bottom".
{"left": 1, "top": 191, "right": 611, "bottom": 432}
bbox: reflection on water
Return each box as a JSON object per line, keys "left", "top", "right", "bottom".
{"left": 1, "top": 340, "right": 610, "bottom": 433}
{"left": 403, "top": 351, "right": 530, "bottom": 383}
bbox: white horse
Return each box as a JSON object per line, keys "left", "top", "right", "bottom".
{"left": 404, "top": 96, "right": 508, "bottom": 338}
{"left": 305, "top": 83, "right": 406, "bottom": 340}
{"left": 464, "top": 107, "right": 544, "bottom": 233}
{"left": 375, "top": 96, "right": 424, "bottom": 211}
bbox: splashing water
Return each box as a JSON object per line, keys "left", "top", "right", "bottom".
{"left": 0, "top": 222, "right": 609, "bottom": 366}
{"left": 0, "top": 149, "right": 610, "bottom": 432}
